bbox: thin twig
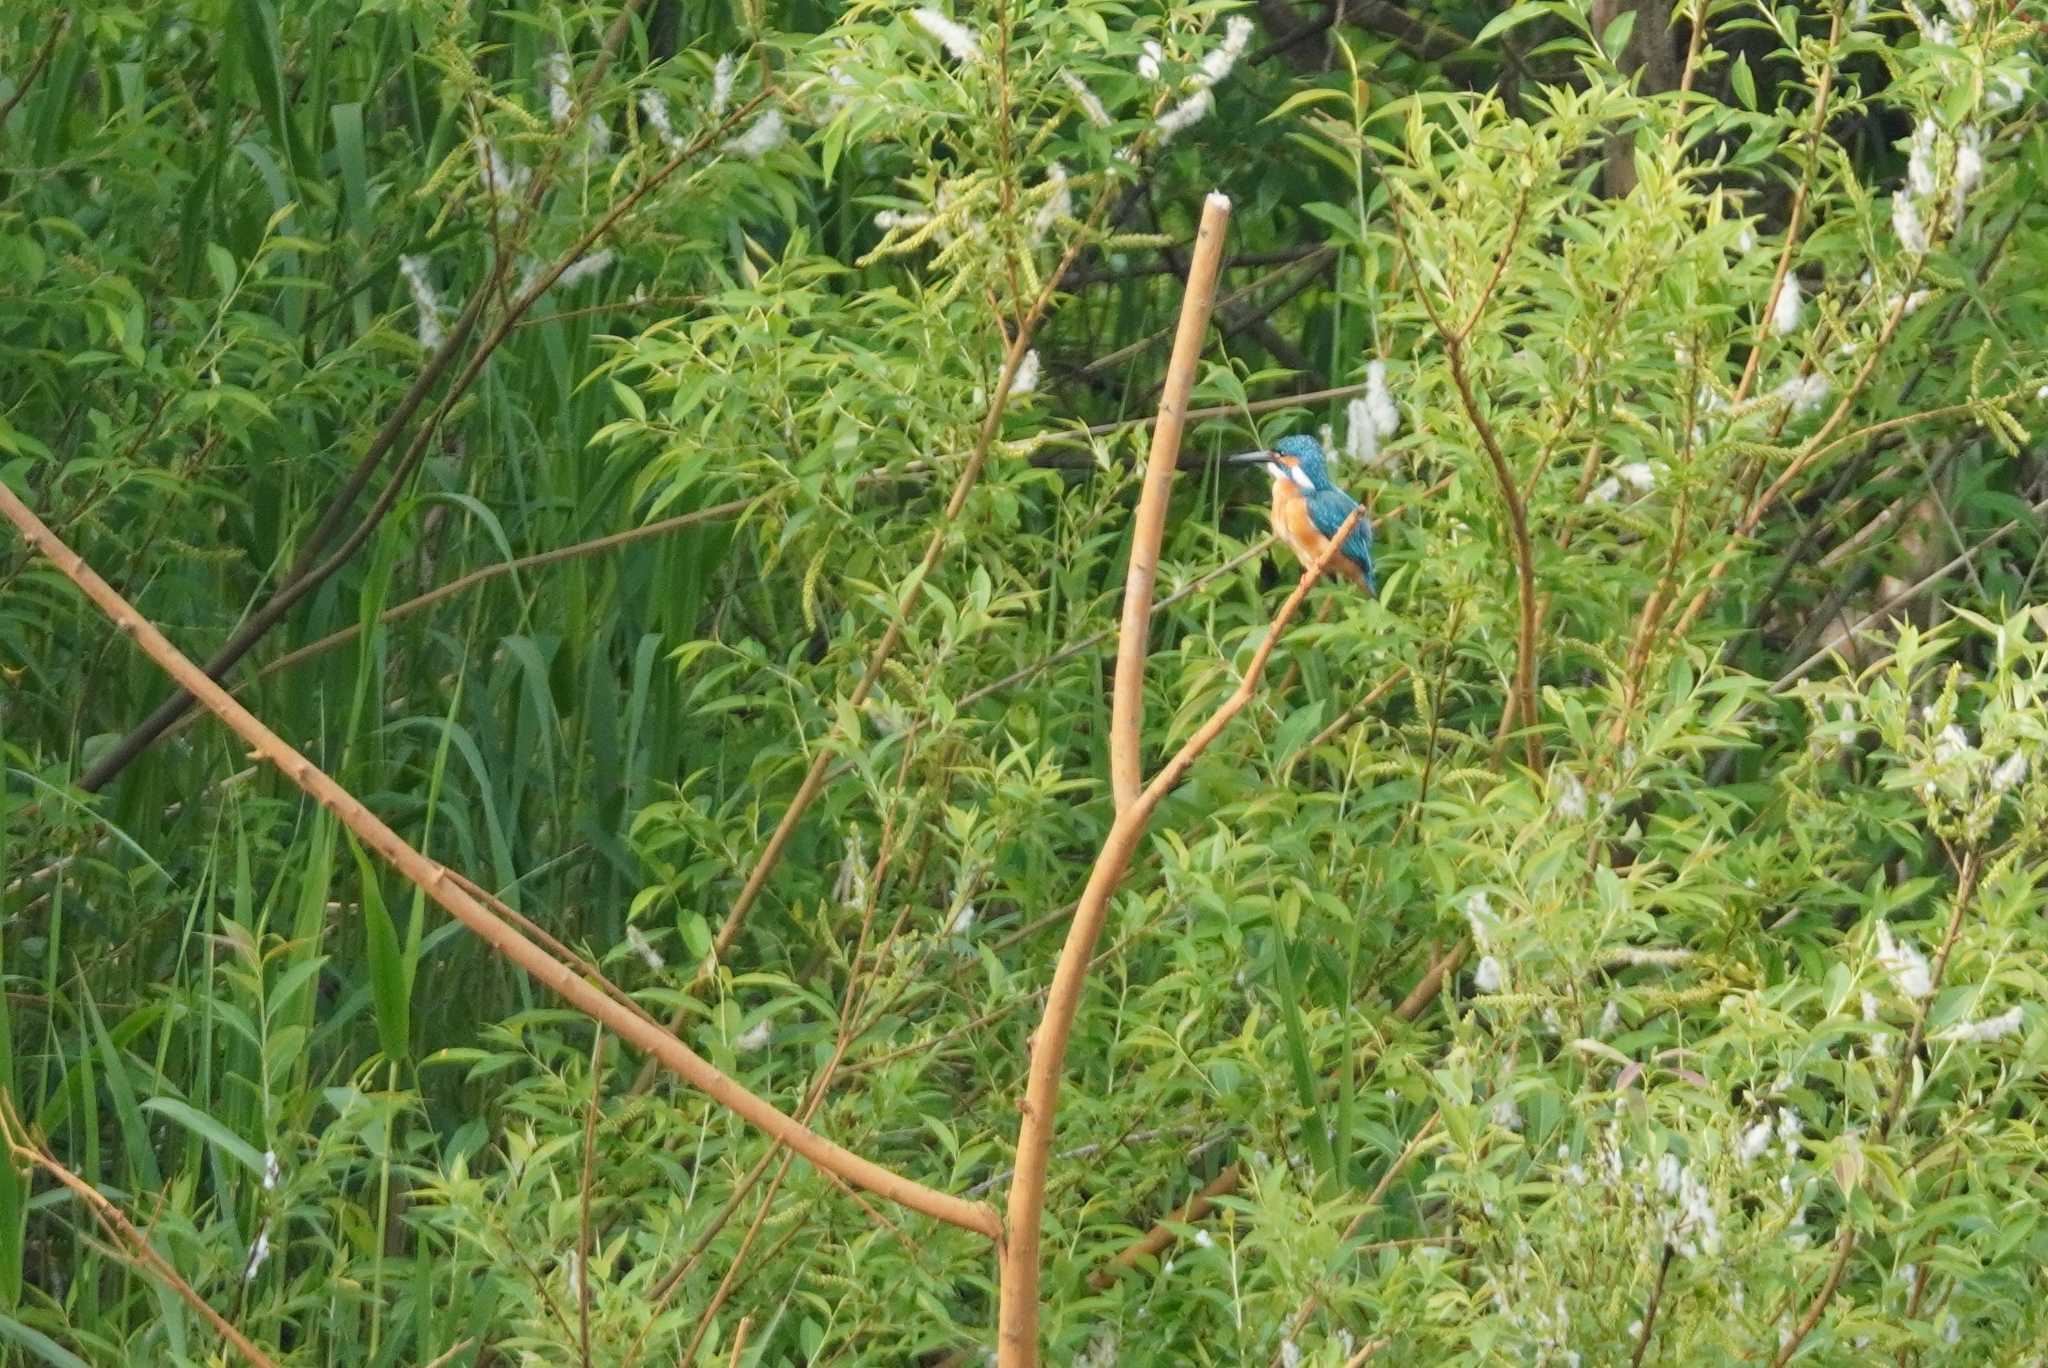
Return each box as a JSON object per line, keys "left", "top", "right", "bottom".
{"left": 1269, "top": 1111, "right": 1443, "bottom": 1362}
{"left": 1112, "top": 192, "right": 1235, "bottom": 811}
{"left": 0, "top": 13, "right": 69, "bottom": 129}
{"left": 0, "top": 1093, "right": 278, "bottom": 1368}
{"left": 1629, "top": 1244, "right": 1675, "bottom": 1368}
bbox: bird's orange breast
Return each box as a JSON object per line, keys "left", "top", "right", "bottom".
{"left": 1268, "top": 480, "right": 1365, "bottom": 587}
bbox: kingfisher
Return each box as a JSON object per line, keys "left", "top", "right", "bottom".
{"left": 1227, "top": 434, "right": 1377, "bottom": 593}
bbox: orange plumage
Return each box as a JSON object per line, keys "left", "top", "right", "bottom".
{"left": 1269, "top": 477, "right": 1367, "bottom": 588}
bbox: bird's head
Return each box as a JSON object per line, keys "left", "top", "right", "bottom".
{"left": 1226, "top": 432, "right": 1333, "bottom": 491}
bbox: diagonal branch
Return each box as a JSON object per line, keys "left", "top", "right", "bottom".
{"left": 0, "top": 483, "right": 1001, "bottom": 1241}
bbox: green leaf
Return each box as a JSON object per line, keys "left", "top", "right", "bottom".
{"left": 1474, "top": 3, "right": 1550, "bottom": 46}
{"left": 141, "top": 1098, "right": 265, "bottom": 1178}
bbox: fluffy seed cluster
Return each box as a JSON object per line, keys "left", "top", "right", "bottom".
{"left": 910, "top": 8, "right": 983, "bottom": 64}
{"left": 398, "top": 255, "right": 445, "bottom": 351}
{"left": 1875, "top": 921, "right": 1934, "bottom": 1001}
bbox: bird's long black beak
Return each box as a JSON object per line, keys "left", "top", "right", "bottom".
{"left": 1223, "top": 449, "right": 1271, "bottom": 467}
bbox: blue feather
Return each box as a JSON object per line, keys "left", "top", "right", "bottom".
{"left": 1305, "top": 488, "right": 1376, "bottom": 592}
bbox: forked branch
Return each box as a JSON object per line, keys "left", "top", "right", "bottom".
{"left": 996, "top": 506, "right": 1365, "bottom": 1365}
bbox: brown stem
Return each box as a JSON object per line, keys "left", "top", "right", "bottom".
{"left": 0, "top": 13, "right": 69, "bottom": 129}
{"left": 996, "top": 507, "right": 1365, "bottom": 1365}
{"left": 0, "top": 485, "right": 1001, "bottom": 1240}
{"left": 1629, "top": 1244, "right": 1675, "bottom": 1368}
{"left": 222, "top": 497, "right": 759, "bottom": 702}
{"left": 1111, "top": 192, "right": 1235, "bottom": 811}
{"left": 0, "top": 1093, "right": 278, "bottom": 1368}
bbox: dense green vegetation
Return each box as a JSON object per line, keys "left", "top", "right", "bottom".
{"left": 3, "top": 0, "right": 2047, "bottom": 1361}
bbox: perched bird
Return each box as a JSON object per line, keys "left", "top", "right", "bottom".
{"left": 1228, "top": 434, "right": 1377, "bottom": 593}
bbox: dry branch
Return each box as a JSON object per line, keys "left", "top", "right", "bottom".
{"left": 1111, "top": 191, "right": 1235, "bottom": 811}
{"left": 0, "top": 484, "right": 1002, "bottom": 1242}
{"left": 996, "top": 505, "right": 1365, "bottom": 1365}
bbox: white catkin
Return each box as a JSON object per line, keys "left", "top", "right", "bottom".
{"left": 721, "top": 108, "right": 785, "bottom": 159}
{"left": 1987, "top": 66, "right": 2030, "bottom": 115}
{"left": 1137, "top": 40, "right": 1163, "bottom": 82}
{"left": 1909, "top": 119, "right": 1939, "bottom": 198}
{"left": 555, "top": 249, "right": 615, "bottom": 289}
{"left": 874, "top": 209, "right": 933, "bottom": 231}
{"left": 1031, "top": 162, "right": 1071, "bottom": 240}
{"left": 245, "top": 1227, "right": 271, "bottom": 1282}
{"left": 1365, "top": 359, "right": 1399, "bottom": 437}
{"left": 1937, "top": 1006, "right": 2023, "bottom": 1043}
{"left": 398, "top": 255, "right": 445, "bottom": 351}
{"left": 1773, "top": 373, "right": 1831, "bottom": 418}
{"left": 1155, "top": 87, "right": 1213, "bottom": 141}
{"left": 1195, "top": 16, "right": 1254, "bottom": 88}
{"left": 1616, "top": 462, "right": 1656, "bottom": 492}
{"left": 1875, "top": 922, "right": 1934, "bottom": 1001}
{"left": 262, "top": 1150, "right": 282, "bottom": 1191}
{"left": 1952, "top": 124, "right": 1983, "bottom": 218}
{"left": 1060, "top": 70, "right": 1112, "bottom": 127}
{"left": 711, "top": 53, "right": 736, "bottom": 116}
{"left": 1011, "top": 349, "right": 1041, "bottom": 396}
{"left": 1942, "top": 0, "right": 1975, "bottom": 23}
{"left": 1464, "top": 890, "right": 1495, "bottom": 947}
{"left": 1893, "top": 191, "right": 1930, "bottom": 256}
{"left": 1554, "top": 770, "right": 1588, "bottom": 819}
{"left": 1738, "top": 1119, "right": 1775, "bottom": 1164}
{"left": 625, "top": 923, "right": 664, "bottom": 970}
{"left": 1991, "top": 751, "right": 2027, "bottom": 792}
{"left": 735, "top": 1019, "right": 773, "bottom": 1053}
{"left": 911, "top": 8, "right": 983, "bottom": 64}
{"left": 948, "top": 901, "right": 978, "bottom": 935}
{"left": 476, "top": 137, "right": 530, "bottom": 220}
{"left": 544, "top": 53, "right": 574, "bottom": 126}
{"left": 639, "top": 90, "right": 683, "bottom": 152}
{"left": 1343, "top": 396, "right": 1378, "bottom": 465}
{"left": 1588, "top": 476, "right": 1621, "bottom": 504}
{"left": 1475, "top": 955, "right": 1504, "bottom": 993}
{"left": 1771, "top": 273, "right": 1804, "bottom": 335}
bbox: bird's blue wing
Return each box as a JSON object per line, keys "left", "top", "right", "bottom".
{"left": 1305, "top": 488, "right": 1376, "bottom": 592}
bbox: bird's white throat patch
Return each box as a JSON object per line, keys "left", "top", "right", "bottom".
{"left": 1272, "top": 462, "right": 1315, "bottom": 492}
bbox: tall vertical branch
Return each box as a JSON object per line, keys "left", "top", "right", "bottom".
{"left": 1382, "top": 169, "right": 1541, "bottom": 768}
{"left": 996, "top": 506, "right": 1365, "bottom": 1366}
{"left": 1110, "top": 192, "right": 1234, "bottom": 811}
